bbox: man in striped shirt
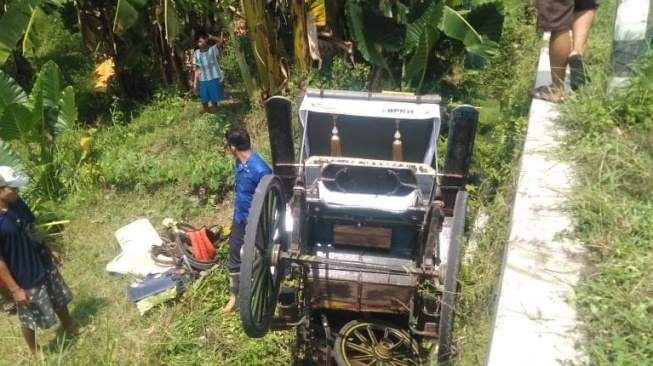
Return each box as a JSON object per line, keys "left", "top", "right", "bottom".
{"left": 193, "top": 30, "right": 225, "bottom": 113}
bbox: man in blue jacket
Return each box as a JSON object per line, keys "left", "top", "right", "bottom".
{"left": 0, "top": 167, "right": 82, "bottom": 360}
{"left": 223, "top": 126, "right": 272, "bottom": 313}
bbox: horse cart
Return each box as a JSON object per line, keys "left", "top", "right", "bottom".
{"left": 238, "top": 89, "right": 479, "bottom": 365}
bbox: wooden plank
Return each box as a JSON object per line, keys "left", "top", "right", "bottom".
{"left": 333, "top": 225, "right": 392, "bottom": 249}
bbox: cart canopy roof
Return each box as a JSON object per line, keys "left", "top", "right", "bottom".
{"left": 298, "top": 89, "right": 441, "bottom": 165}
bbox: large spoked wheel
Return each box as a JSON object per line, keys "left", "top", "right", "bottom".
{"left": 239, "top": 175, "right": 287, "bottom": 338}
{"left": 436, "top": 190, "right": 468, "bottom": 363}
{"left": 333, "top": 320, "right": 423, "bottom": 366}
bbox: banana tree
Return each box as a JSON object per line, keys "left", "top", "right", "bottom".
{"left": 290, "top": 0, "right": 309, "bottom": 71}
{"left": 0, "top": 61, "right": 75, "bottom": 167}
{"left": 345, "top": 0, "right": 504, "bottom": 92}
{"left": 216, "top": 3, "right": 259, "bottom": 102}
{"left": 0, "top": 0, "right": 47, "bottom": 65}
{"left": 242, "top": 0, "right": 287, "bottom": 100}
{"left": 0, "top": 70, "right": 27, "bottom": 168}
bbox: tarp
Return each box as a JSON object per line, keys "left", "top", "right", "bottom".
{"left": 106, "top": 218, "right": 173, "bottom": 276}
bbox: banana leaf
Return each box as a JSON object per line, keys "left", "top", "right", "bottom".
{"left": 114, "top": 0, "right": 147, "bottom": 35}
{"left": 440, "top": 6, "right": 482, "bottom": 46}
{"left": 402, "top": 0, "right": 444, "bottom": 55}
{"left": 22, "top": 5, "right": 50, "bottom": 56}
{"left": 464, "top": 1, "right": 504, "bottom": 43}
{"left": 0, "top": 70, "right": 28, "bottom": 116}
{"left": 440, "top": 5, "right": 500, "bottom": 69}
{"left": 0, "top": 103, "right": 36, "bottom": 143}
{"left": 0, "top": 0, "right": 44, "bottom": 65}
{"left": 404, "top": 24, "right": 439, "bottom": 80}
{"left": 0, "top": 139, "right": 23, "bottom": 169}
{"left": 55, "top": 86, "right": 76, "bottom": 137}
{"left": 164, "top": 0, "right": 182, "bottom": 43}
{"left": 346, "top": 1, "right": 402, "bottom": 68}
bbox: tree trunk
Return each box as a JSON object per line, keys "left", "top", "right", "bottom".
{"left": 290, "top": 0, "right": 310, "bottom": 72}
{"left": 325, "top": 0, "right": 345, "bottom": 38}
{"left": 218, "top": 9, "right": 258, "bottom": 101}
{"left": 242, "top": 0, "right": 285, "bottom": 101}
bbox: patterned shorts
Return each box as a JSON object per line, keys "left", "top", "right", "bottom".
{"left": 16, "top": 266, "right": 73, "bottom": 330}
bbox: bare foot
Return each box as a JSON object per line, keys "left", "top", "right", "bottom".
{"left": 64, "top": 325, "right": 84, "bottom": 337}
{"left": 65, "top": 324, "right": 96, "bottom": 337}
{"left": 31, "top": 349, "right": 45, "bottom": 361}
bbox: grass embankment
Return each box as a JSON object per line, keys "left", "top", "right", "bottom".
{"left": 451, "top": 1, "right": 540, "bottom": 364}
{"left": 0, "top": 2, "right": 544, "bottom": 365}
{"left": 0, "top": 94, "right": 294, "bottom": 365}
{"left": 557, "top": 1, "right": 653, "bottom": 364}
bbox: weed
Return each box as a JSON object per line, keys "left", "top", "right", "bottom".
{"left": 450, "top": 0, "right": 539, "bottom": 364}
{"left": 554, "top": 2, "right": 653, "bottom": 364}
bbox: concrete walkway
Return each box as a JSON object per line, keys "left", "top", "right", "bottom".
{"left": 485, "top": 2, "right": 650, "bottom": 364}
{"left": 485, "top": 37, "right": 588, "bottom": 366}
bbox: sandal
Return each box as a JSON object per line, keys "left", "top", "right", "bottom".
{"left": 568, "top": 53, "right": 588, "bottom": 91}
{"left": 529, "top": 85, "right": 564, "bottom": 103}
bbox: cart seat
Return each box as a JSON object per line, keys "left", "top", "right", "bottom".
{"left": 317, "top": 181, "right": 418, "bottom": 212}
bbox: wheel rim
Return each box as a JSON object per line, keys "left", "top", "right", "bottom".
{"left": 240, "top": 175, "right": 286, "bottom": 338}
{"left": 437, "top": 190, "right": 468, "bottom": 363}
{"left": 334, "top": 320, "right": 423, "bottom": 366}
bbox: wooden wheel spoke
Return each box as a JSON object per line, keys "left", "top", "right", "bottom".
{"left": 353, "top": 330, "right": 375, "bottom": 348}
{"left": 348, "top": 354, "right": 375, "bottom": 361}
{"left": 268, "top": 194, "right": 280, "bottom": 244}
{"left": 389, "top": 350, "right": 414, "bottom": 359}
{"left": 255, "top": 222, "right": 267, "bottom": 252}
{"left": 365, "top": 325, "right": 379, "bottom": 346}
{"left": 252, "top": 256, "right": 262, "bottom": 270}
{"left": 336, "top": 321, "right": 422, "bottom": 366}
{"left": 345, "top": 341, "right": 374, "bottom": 355}
{"left": 252, "top": 264, "right": 270, "bottom": 322}
{"left": 389, "top": 359, "right": 412, "bottom": 366}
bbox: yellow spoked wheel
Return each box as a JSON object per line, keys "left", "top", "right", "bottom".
{"left": 333, "top": 320, "right": 423, "bottom": 366}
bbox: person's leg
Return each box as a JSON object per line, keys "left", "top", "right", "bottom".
{"left": 568, "top": 1, "right": 597, "bottom": 90}
{"left": 223, "top": 220, "right": 246, "bottom": 313}
{"left": 198, "top": 80, "right": 212, "bottom": 113}
{"left": 571, "top": 0, "right": 598, "bottom": 54}
{"left": 44, "top": 266, "right": 81, "bottom": 335}
{"left": 16, "top": 286, "right": 56, "bottom": 360}
{"left": 531, "top": 0, "right": 575, "bottom": 101}
{"left": 571, "top": 9, "right": 596, "bottom": 54}
{"left": 206, "top": 79, "right": 223, "bottom": 114}
{"left": 227, "top": 220, "right": 246, "bottom": 274}
{"left": 549, "top": 29, "right": 572, "bottom": 93}
{"left": 20, "top": 327, "right": 43, "bottom": 360}
{"left": 55, "top": 306, "right": 82, "bottom": 335}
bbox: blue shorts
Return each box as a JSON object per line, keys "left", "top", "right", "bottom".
{"left": 199, "top": 79, "right": 224, "bottom": 104}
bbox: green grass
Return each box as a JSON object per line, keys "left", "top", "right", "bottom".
{"left": 0, "top": 89, "right": 296, "bottom": 365}
{"left": 558, "top": 66, "right": 653, "bottom": 363}
{"left": 450, "top": 0, "right": 539, "bottom": 364}
{"left": 0, "top": 3, "right": 544, "bottom": 364}
{"left": 553, "top": 1, "right": 653, "bottom": 364}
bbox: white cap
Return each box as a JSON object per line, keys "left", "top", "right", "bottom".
{"left": 0, "top": 166, "right": 28, "bottom": 188}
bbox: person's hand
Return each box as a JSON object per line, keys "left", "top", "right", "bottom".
{"left": 51, "top": 251, "right": 64, "bottom": 266}
{"left": 12, "top": 288, "right": 28, "bottom": 304}
{"left": 219, "top": 73, "right": 224, "bottom": 83}
{"left": 193, "top": 84, "right": 198, "bottom": 95}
